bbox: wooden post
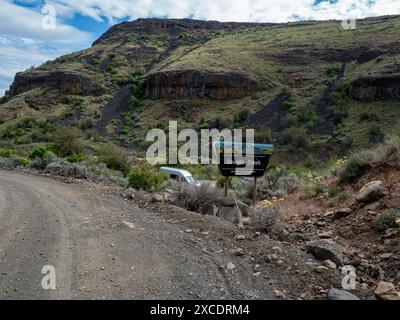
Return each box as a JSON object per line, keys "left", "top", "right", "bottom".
{"left": 224, "top": 176, "right": 229, "bottom": 197}
{"left": 253, "top": 176, "right": 258, "bottom": 206}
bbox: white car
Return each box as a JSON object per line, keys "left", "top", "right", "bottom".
{"left": 159, "top": 167, "right": 201, "bottom": 186}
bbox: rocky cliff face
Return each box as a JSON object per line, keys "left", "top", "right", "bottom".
{"left": 350, "top": 73, "right": 400, "bottom": 101}
{"left": 7, "top": 70, "right": 106, "bottom": 97}
{"left": 144, "top": 70, "right": 262, "bottom": 100}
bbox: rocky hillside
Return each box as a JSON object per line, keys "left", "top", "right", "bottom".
{"left": 0, "top": 16, "right": 400, "bottom": 163}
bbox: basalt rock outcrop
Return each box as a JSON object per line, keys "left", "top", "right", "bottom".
{"left": 7, "top": 70, "right": 106, "bottom": 98}
{"left": 144, "top": 70, "right": 262, "bottom": 100}
{"left": 350, "top": 73, "right": 400, "bottom": 101}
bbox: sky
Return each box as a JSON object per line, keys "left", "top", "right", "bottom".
{"left": 0, "top": 0, "right": 400, "bottom": 96}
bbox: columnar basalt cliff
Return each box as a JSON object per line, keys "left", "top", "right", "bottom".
{"left": 144, "top": 70, "right": 262, "bottom": 100}
{"left": 350, "top": 73, "right": 400, "bottom": 101}
{"left": 8, "top": 70, "right": 106, "bottom": 97}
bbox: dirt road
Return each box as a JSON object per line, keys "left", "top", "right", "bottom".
{"left": 0, "top": 170, "right": 271, "bottom": 300}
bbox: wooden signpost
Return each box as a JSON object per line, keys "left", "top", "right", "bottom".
{"left": 214, "top": 142, "right": 273, "bottom": 205}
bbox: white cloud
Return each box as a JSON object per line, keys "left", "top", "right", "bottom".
{"left": 0, "top": 0, "right": 92, "bottom": 96}
{"left": 0, "top": 0, "right": 89, "bottom": 42}
{"left": 45, "top": 0, "right": 400, "bottom": 23}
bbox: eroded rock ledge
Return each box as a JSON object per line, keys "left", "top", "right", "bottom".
{"left": 144, "top": 70, "right": 261, "bottom": 100}
{"left": 350, "top": 73, "right": 400, "bottom": 101}
{"left": 7, "top": 70, "right": 106, "bottom": 98}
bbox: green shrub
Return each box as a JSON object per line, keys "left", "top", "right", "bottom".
{"left": 376, "top": 209, "right": 400, "bottom": 232}
{"left": 29, "top": 146, "right": 49, "bottom": 160}
{"left": 96, "top": 143, "right": 129, "bottom": 173}
{"left": 234, "top": 109, "right": 249, "bottom": 126}
{"left": 0, "top": 149, "right": 14, "bottom": 158}
{"left": 231, "top": 178, "right": 252, "bottom": 204}
{"left": 172, "top": 182, "right": 222, "bottom": 213}
{"left": 282, "top": 100, "right": 295, "bottom": 110}
{"left": 53, "top": 127, "right": 85, "bottom": 157}
{"left": 30, "top": 151, "right": 57, "bottom": 169}
{"left": 128, "top": 164, "right": 168, "bottom": 191}
{"left": 66, "top": 153, "right": 84, "bottom": 163}
{"left": 259, "top": 165, "right": 301, "bottom": 199}
{"left": 298, "top": 105, "right": 318, "bottom": 124}
{"left": 326, "top": 66, "right": 341, "bottom": 78}
{"left": 0, "top": 156, "right": 29, "bottom": 168}
{"left": 368, "top": 125, "right": 385, "bottom": 145}
{"left": 281, "top": 127, "right": 308, "bottom": 149}
{"left": 255, "top": 129, "right": 272, "bottom": 144}
{"left": 339, "top": 158, "right": 369, "bottom": 183}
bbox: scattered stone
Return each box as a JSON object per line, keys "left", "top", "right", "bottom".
{"left": 273, "top": 290, "right": 286, "bottom": 299}
{"left": 327, "top": 288, "right": 360, "bottom": 300}
{"left": 253, "top": 264, "right": 262, "bottom": 272}
{"left": 234, "top": 248, "right": 245, "bottom": 256}
{"left": 123, "top": 221, "right": 136, "bottom": 229}
{"left": 151, "top": 193, "right": 164, "bottom": 203}
{"left": 235, "top": 235, "right": 246, "bottom": 240}
{"left": 374, "top": 281, "right": 400, "bottom": 300}
{"left": 318, "top": 231, "right": 334, "bottom": 239}
{"left": 226, "top": 262, "right": 236, "bottom": 270}
{"left": 306, "top": 239, "right": 344, "bottom": 266}
{"left": 300, "top": 292, "right": 313, "bottom": 300}
{"left": 379, "top": 253, "right": 393, "bottom": 260}
{"left": 323, "top": 260, "right": 337, "bottom": 269}
{"left": 276, "top": 260, "right": 284, "bottom": 266}
{"left": 356, "top": 181, "right": 386, "bottom": 204}
{"left": 332, "top": 207, "right": 353, "bottom": 221}
{"left": 314, "top": 266, "right": 330, "bottom": 273}
{"left": 365, "top": 200, "right": 384, "bottom": 211}
{"left": 272, "top": 247, "right": 282, "bottom": 254}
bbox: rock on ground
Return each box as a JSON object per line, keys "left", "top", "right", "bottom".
{"left": 356, "top": 180, "right": 386, "bottom": 204}
{"left": 374, "top": 281, "right": 400, "bottom": 300}
{"left": 327, "top": 288, "right": 360, "bottom": 300}
{"left": 306, "top": 239, "right": 344, "bottom": 266}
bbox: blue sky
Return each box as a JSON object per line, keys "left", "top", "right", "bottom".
{"left": 0, "top": 0, "right": 399, "bottom": 96}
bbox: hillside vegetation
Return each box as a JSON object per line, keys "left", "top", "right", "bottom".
{"left": 0, "top": 16, "right": 399, "bottom": 172}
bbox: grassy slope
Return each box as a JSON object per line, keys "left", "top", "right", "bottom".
{"left": 1, "top": 16, "right": 400, "bottom": 164}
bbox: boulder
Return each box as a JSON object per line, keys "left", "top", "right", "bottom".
{"left": 327, "top": 288, "right": 360, "bottom": 300}
{"left": 237, "top": 201, "right": 253, "bottom": 217}
{"left": 323, "top": 260, "right": 337, "bottom": 269}
{"left": 218, "top": 206, "right": 242, "bottom": 225}
{"left": 202, "top": 203, "right": 218, "bottom": 216}
{"left": 332, "top": 207, "right": 353, "bottom": 221}
{"left": 306, "top": 239, "right": 344, "bottom": 266}
{"left": 151, "top": 193, "right": 164, "bottom": 203}
{"left": 300, "top": 292, "right": 314, "bottom": 300}
{"left": 216, "top": 197, "right": 243, "bottom": 225}
{"left": 356, "top": 181, "right": 386, "bottom": 204}
{"left": 374, "top": 281, "right": 400, "bottom": 300}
